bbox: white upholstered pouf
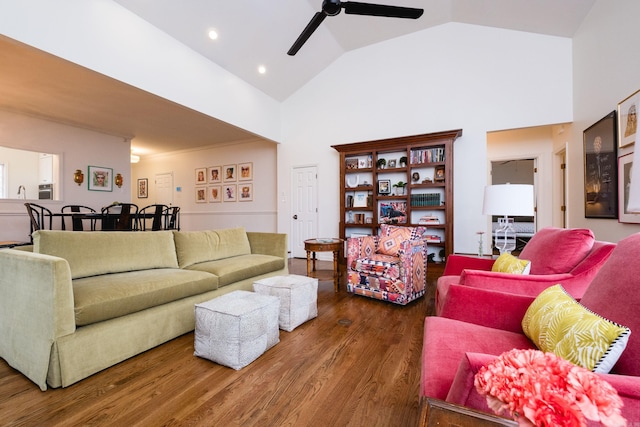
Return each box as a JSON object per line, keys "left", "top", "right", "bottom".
{"left": 194, "top": 290, "right": 280, "bottom": 370}
{"left": 253, "top": 274, "right": 318, "bottom": 332}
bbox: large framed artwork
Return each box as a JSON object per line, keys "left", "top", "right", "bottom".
{"left": 584, "top": 111, "right": 618, "bottom": 219}
{"left": 88, "top": 166, "right": 113, "bottom": 192}
{"left": 618, "top": 89, "right": 640, "bottom": 148}
{"left": 618, "top": 153, "right": 640, "bottom": 223}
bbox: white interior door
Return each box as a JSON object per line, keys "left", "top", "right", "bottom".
{"left": 155, "top": 172, "right": 173, "bottom": 205}
{"left": 291, "top": 166, "right": 318, "bottom": 258}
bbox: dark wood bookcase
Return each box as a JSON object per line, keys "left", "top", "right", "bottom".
{"left": 332, "top": 129, "right": 461, "bottom": 263}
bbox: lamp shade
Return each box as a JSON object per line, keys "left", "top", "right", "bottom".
{"left": 483, "top": 184, "right": 535, "bottom": 216}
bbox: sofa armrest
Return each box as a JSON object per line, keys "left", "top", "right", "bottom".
{"left": 442, "top": 254, "right": 495, "bottom": 276}
{"left": 439, "top": 284, "right": 534, "bottom": 333}
{"left": 246, "top": 232, "right": 288, "bottom": 259}
{"left": 0, "top": 249, "right": 75, "bottom": 390}
{"left": 459, "top": 269, "right": 574, "bottom": 297}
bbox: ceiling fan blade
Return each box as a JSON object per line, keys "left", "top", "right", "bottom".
{"left": 342, "top": 1, "right": 423, "bottom": 19}
{"left": 288, "top": 12, "right": 327, "bottom": 56}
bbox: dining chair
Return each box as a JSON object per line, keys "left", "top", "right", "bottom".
{"left": 60, "top": 205, "right": 97, "bottom": 231}
{"left": 101, "top": 203, "right": 139, "bottom": 231}
{"left": 164, "top": 206, "right": 181, "bottom": 231}
{"left": 138, "top": 204, "right": 169, "bottom": 231}
{"left": 24, "top": 203, "right": 53, "bottom": 241}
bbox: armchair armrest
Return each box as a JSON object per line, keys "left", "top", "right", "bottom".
{"left": 346, "top": 235, "right": 380, "bottom": 269}
{"left": 460, "top": 269, "right": 575, "bottom": 298}
{"left": 442, "top": 254, "right": 495, "bottom": 276}
{"left": 439, "top": 284, "right": 535, "bottom": 333}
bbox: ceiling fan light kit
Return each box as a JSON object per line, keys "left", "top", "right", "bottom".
{"left": 288, "top": 0, "right": 424, "bottom": 56}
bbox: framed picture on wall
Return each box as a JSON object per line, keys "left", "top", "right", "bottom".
{"left": 88, "top": 165, "right": 113, "bottom": 192}
{"left": 223, "top": 184, "right": 237, "bottom": 202}
{"left": 239, "top": 183, "right": 253, "bottom": 201}
{"left": 195, "top": 168, "right": 206, "bottom": 185}
{"left": 209, "top": 185, "right": 221, "bottom": 203}
{"left": 618, "top": 153, "right": 640, "bottom": 223}
{"left": 208, "top": 166, "right": 221, "bottom": 183}
{"left": 584, "top": 110, "right": 618, "bottom": 219}
{"left": 618, "top": 89, "right": 640, "bottom": 148}
{"left": 223, "top": 164, "right": 237, "bottom": 182}
{"left": 195, "top": 187, "right": 207, "bottom": 203}
{"left": 238, "top": 162, "right": 253, "bottom": 181}
{"left": 137, "top": 178, "right": 148, "bottom": 198}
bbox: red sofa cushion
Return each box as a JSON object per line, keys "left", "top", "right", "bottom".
{"left": 518, "top": 227, "right": 594, "bottom": 274}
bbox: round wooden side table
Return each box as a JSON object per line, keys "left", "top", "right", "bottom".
{"left": 304, "top": 238, "right": 344, "bottom": 292}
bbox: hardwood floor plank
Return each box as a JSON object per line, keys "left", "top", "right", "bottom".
{"left": 0, "top": 259, "right": 440, "bottom": 426}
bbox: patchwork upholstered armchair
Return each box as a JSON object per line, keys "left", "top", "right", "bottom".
{"left": 346, "top": 224, "right": 427, "bottom": 305}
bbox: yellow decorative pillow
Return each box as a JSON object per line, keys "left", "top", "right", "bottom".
{"left": 491, "top": 253, "right": 531, "bottom": 274}
{"left": 522, "top": 284, "right": 631, "bottom": 373}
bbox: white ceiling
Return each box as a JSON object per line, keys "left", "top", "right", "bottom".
{"left": 0, "top": 0, "right": 595, "bottom": 157}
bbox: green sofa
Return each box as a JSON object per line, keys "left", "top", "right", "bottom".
{"left": 0, "top": 227, "right": 288, "bottom": 390}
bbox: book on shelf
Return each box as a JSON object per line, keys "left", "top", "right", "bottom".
{"left": 418, "top": 215, "right": 440, "bottom": 224}
{"left": 425, "top": 235, "right": 442, "bottom": 243}
{"left": 410, "top": 147, "right": 445, "bottom": 164}
{"left": 410, "top": 193, "right": 441, "bottom": 207}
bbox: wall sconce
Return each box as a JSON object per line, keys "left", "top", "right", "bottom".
{"left": 73, "top": 169, "right": 84, "bottom": 186}
{"left": 115, "top": 173, "right": 123, "bottom": 188}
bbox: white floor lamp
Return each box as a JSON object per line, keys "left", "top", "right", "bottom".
{"left": 482, "top": 184, "right": 535, "bottom": 254}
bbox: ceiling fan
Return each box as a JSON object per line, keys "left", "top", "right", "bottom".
{"left": 288, "top": 0, "right": 424, "bottom": 56}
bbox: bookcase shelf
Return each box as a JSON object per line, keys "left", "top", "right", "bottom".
{"left": 333, "top": 130, "right": 461, "bottom": 263}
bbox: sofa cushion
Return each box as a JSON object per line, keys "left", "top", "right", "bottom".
{"left": 173, "top": 228, "right": 252, "bottom": 268}
{"left": 522, "top": 284, "right": 630, "bottom": 373}
{"left": 34, "top": 230, "right": 179, "bottom": 279}
{"left": 518, "top": 227, "right": 594, "bottom": 275}
{"left": 377, "top": 235, "right": 404, "bottom": 256}
{"left": 352, "top": 254, "right": 400, "bottom": 280}
{"left": 184, "top": 254, "right": 285, "bottom": 287}
{"left": 73, "top": 269, "right": 218, "bottom": 326}
{"left": 380, "top": 223, "right": 427, "bottom": 240}
{"left": 491, "top": 253, "right": 530, "bottom": 274}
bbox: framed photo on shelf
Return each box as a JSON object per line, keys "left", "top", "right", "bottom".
{"left": 353, "top": 191, "right": 368, "bottom": 207}
{"left": 584, "top": 110, "right": 618, "bottom": 219}
{"left": 346, "top": 158, "right": 359, "bottom": 170}
{"left": 137, "top": 178, "right": 148, "bottom": 198}
{"left": 195, "top": 187, "right": 207, "bottom": 203}
{"left": 208, "top": 166, "right": 221, "bottom": 183}
{"left": 388, "top": 159, "right": 397, "bottom": 168}
{"left": 88, "top": 165, "right": 113, "bottom": 192}
{"left": 223, "top": 184, "right": 237, "bottom": 202}
{"left": 618, "top": 89, "right": 640, "bottom": 148}
{"left": 378, "top": 179, "right": 391, "bottom": 195}
{"left": 238, "top": 162, "right": 253, "bottom": 181}
{"left": 239, "top": 183, "right": 253, "bottom": 201}
{"left": 208, "top": 185, "right": 221, "bottom": 203}
{"left": 434, "top": 165, "right": 445, "bottom": 182}
{"left": 195, "top": 168, "right": 206, "bottom": 185}
{"left": 358, "top": 158, "right": 367, "bottom": 168}
{"left": 223, "top": 164, "right": 237, "bottom": 182}
{"left": 618, "top": 153, "right": 640, "bottom": 223}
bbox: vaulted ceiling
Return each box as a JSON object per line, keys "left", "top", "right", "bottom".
{"left": 0, "top": 1, "right": 595, "bottom": 157}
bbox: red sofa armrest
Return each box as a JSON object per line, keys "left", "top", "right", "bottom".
{"left": 439, "top": 284, "right": 535, "bottom": 333}
{"left": 442, "top": 254, "right": 495, "bottom": 276}
{"left": 459, "top": 269, "right": 575, "bottom": 298}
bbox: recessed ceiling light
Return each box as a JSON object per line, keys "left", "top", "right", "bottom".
{"left": 258, "top": 65, "right": 267, "bottom": 74}
{"left": 208, "top": 29, "right": 218, "bottom": 40}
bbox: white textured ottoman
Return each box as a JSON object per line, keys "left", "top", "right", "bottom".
{"left": 194, "top": 290, "right": 280, "bottom": 370}
{"left": 253, "top": 274, "right": 318, "bottom": 332}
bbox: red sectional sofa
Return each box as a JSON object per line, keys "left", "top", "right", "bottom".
{"left": 435, "top": 227, "right": 615, "bottom": 315}
{"left": 421, "top": 231, "right": 640, "bottom": 423}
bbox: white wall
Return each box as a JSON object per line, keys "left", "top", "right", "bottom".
{"left": 0, "top": 110, "right": 130, "bottom": 242}
{"left": 569, "top": 0, "right": 640, "bottom": 242}
{"left": 280, "top": 23, "right": 573, "bottom": 254}
{"left": 131, "top": 139, "right": 278, "bottom": 232}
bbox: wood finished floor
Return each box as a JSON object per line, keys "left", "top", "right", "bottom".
{"left": 0, "top": 259, "right": 442, "bottom": 427}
